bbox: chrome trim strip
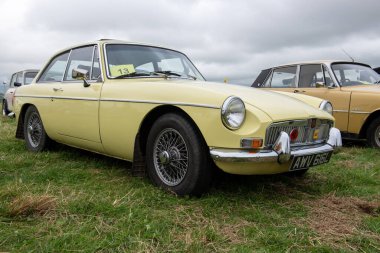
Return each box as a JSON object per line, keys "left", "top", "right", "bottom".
{"left": 350, "top": 111, "right": 370, "bottom": 114}
{"left": 15, "top": 95, "right": 220, "bottom": 108}
{"left": 100, "top": 98, "right": 220, "bottom": 109}
{"left": 15, "top": 95, "right": 98, "bottom": 101}
{"left": 333, "top": 109, "right": 349, "bottom": 113}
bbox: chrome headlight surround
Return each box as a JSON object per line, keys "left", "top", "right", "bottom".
{"left": 319, "top": 100, "right": 333, "bottom": 115}
{"left": 221, "top": 96, "right": 246, "bottom": 130}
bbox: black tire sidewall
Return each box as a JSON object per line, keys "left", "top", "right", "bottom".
{"left": 367, "top": 117, "right": 380, "bottom": 148}
{"left": 146, "top": 113, "right": 211, "bottom": 196}
{"left": 2, "top": 100, "right": 9, "bottom": 116}
{"left": 24, "top": 106, "right": 49, "bottom": 152}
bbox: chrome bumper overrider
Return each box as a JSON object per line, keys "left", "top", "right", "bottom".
{"left": 210, "top": 127, "right": 342, "bottom": 163}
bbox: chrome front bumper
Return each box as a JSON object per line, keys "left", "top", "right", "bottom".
{"left": 210, "top": 127, "right": 342, "bottom": 163}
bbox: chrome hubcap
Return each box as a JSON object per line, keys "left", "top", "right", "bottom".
{"left": 159, "top": 151, "right": 170, "bottom": 165}
{"left": 153, "top": 128, "right": 188, "bottom": 186}
{"left": 27, "top": 112, "right": 42, "bottom": 148}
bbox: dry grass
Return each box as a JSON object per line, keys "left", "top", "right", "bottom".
{"left": 298, "top": 194, "right": 380, "bottom": 249}
{"left": 8, "top": 194, "right": 57, "bottom": 217}
{"left": 170, "top": 205, "right": 250, "bottom": 251}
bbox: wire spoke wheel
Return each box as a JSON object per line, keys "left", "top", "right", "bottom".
{"left": 26, "top": 112, "right": 43, "bottom": 148}
{"left": 375, "top": 125, "right": 380, "bottom": 147}
{"left": 153, "top": 128, "right": 188, "bottom": 186}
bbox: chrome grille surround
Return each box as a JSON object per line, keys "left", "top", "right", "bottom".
{"left": 265, "top": 119, "right": 333, "bottom": 148}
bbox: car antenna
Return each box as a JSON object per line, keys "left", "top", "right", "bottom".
{"left": 341, "top": 48, "right": 355, "bottom": 62}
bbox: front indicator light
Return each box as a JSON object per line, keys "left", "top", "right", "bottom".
{"left": 241, "top": 138, "right": 263, "bottom": 148}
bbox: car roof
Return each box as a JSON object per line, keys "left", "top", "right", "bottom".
{"left": 270, "top": 60, "right": 371, "bottom": 69}
{"left": 12, "top": 69, "right": 39, "bottom": 75}
{"left": 52, "top": 39, "right": 175, "bottom": 56}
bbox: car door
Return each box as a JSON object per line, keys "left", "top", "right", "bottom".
{"left": 5, "top": 72, "right": 19, "bottom": 111}
{"left": 295, "top": 64, "right": 351, "bottom": 132}
{"left": 50, "top": 45, "right": 103, "bottom": 147}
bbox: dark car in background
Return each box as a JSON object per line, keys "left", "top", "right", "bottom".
{"left": 2, "top": 69, "right": 38, "bottom": 116}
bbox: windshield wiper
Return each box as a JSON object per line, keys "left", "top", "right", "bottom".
{"left": 152, "top": 70, "right": 197, "bottom": 80}
{"left": 113, "top": 72, "right": 151, "bottom": 79}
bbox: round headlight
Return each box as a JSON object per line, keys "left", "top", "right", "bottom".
{"left": 221, "top": 96, "right": 246, "bottom": 130}
{"left": 319, "top": 100, "right": 333, "bottom": 115}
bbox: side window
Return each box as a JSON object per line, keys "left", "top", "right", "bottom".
{"left": 270, "top": 66, "right": 297, "bottom": 88}
{"left": 24, "top": 72, "right": 38, "bottom": 85}
{"left": 39, "top": 52, "right": 69, "bottom": 82}
{"left": 323, "top": 66, "right": 334, "bottom": 86}
{"left": 64, "top": 46, "right": 94, "bottom": 81}
{"left": 91, "top": 46, "right": 101, "bottom": 80}
{"left": 299, "top": 64, "right": 323, "bottom": 88}
{"left": 16, "top": 73, "right": 23, "bottom": 85}
{"left": 9, "top": 74, "right": 17, "bottom": 88}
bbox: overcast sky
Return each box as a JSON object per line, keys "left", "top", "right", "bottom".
{"left": 1, "top": 0, "right": 380, "bottom": 85}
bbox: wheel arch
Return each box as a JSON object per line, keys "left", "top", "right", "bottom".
{"left": 131, "top": 104, "right": 209, "bottom": 176}
{"left": 359, "top": 110, "right": 380, "bottom": 138}
{"left": 15, "top": 103, "right": 33, "bottom": 139}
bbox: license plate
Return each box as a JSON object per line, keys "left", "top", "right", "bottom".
{"left": 289, "top": 151, "right": 332, "bottom": 171}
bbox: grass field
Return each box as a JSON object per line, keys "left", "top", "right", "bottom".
{"left": 0, "top": 116, "right": 379, "bottom": 252}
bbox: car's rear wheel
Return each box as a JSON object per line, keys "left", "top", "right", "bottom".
{"left": 367, "top": 117, "right": 380, "bottom": 148}
{"left": 146, "top": 113, "right": 212, "bottom": 196}
{"left": 24, "top": 106, "right": 50, "bottom": 152}
{"left": 2, "top": 100, "right": 9, "bottom": 116}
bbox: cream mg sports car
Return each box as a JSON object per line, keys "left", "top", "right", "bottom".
{"left": 253, "top": 61, "right": 380, "bottom": 147}
{"left": 14, "top": 40, "right": 341, "bottom": 195}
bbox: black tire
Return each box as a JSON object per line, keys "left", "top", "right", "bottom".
{"left": 366, "top": 117, "right": 380, "bottom": 148}
{"left": 2, "top": 100, "right": 9, "bottom": 116}
{"left": 23, "top": 106, "right": 50, "bottom": 152}
{"left": 146, "top": 113, "right": 212, "bottom": 196}
{"left": 285, "top": 169, "right": 308, "bottom": 177}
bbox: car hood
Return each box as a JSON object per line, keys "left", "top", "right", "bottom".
{"left": 341, "top": 84, "right": 380, "bottom": 93}
{"left": 115, "top": 79, "right": 332, "bottom": 122}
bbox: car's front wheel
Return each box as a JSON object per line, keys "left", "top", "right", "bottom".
{"left": 367, "top": 117, "right": 380, "bottom": 148}
{"left": 2, "top": 100, "right": 9, "bottom": 116}
{"left": 146, "top": 113, "right": 212, "bottom": 196}
{"left": 24, "top": 106, "right": 50, "bottom": 152}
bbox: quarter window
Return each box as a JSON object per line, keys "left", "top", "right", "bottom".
{"left": 9, "top": 73, "right": 17, "bottom": 88}
{"left": 323, "top": 66, "right": 334, "bottom": 86}
{"left": 39, "top": 52, "right": 69, "bottom": 82}
{"left": 64, "top": 46, "right": 94, "bottom": 81}
{"left": 299, "top": 64, "right": 323, "bottom": 88}
{"left": 270, "top": 66, "right": 297, "bottom": 88}
{"left": 91, "top": 46, "right": 101, "bottom": 80}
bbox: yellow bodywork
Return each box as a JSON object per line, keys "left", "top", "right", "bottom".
{"left": 14, "top": 41, "right": 335, "bottom": 175}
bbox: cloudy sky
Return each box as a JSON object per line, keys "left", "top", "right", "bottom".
{"left": 1, "top": 0, "right": 380, "bottom": 86}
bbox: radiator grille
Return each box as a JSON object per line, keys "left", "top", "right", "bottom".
{"left": 265, "top": 119, "right": 332, "bottom": 147}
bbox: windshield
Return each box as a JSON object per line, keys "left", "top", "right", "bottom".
{"left": 331, "top": 63, "right": 380, "bottom": 86}
{"left": 105, "top": 44, "right": 204, "bottom": 80}
{"left": 24, "top": 72, "right": 38, "bottom": 85}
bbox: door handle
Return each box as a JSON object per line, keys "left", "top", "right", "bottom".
{"left": 53, "top": 88, "right": 63, "bottom": 92}
{"left": 294, "top": 89, "right": 305, "bottom": 93}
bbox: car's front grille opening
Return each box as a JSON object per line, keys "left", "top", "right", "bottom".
{"left": 265, "top": 119, "right": 332, "bottom": 148}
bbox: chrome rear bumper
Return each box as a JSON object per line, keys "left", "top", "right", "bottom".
{"left": 210, "top": 127, "right": 342, "bottom": 163}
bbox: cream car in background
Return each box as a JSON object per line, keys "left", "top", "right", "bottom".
{"left": 2, "top": 69, "right": 38, "bottom": 116}
{"left": 14, "top": 40, "right": 341, "bottom": 195}
{"left": 253, "top": 61, "right": 380, "bottom": 147}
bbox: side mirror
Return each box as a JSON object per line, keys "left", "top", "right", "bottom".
{"left": 315, "top": 82, "right": 325, "bottom": 88}
{"left": 72, "top": 68, "right": 90, "bottom": 87}
{"left": 14, "top": 82, "right": 22, "bottom": 87}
